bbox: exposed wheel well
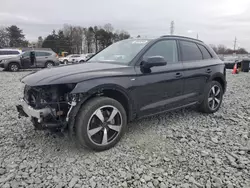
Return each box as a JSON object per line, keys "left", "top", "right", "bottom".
{"left": 83, "top": 89, "right": 130, "bottom": 120}
{"left": 213, "top": 77, "right": 225, "bottom": 93}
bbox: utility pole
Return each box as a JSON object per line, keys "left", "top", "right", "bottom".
{"left": 233, "top": 37, "right": 237, "bottom": 51}
{"left": 197, "top": 33, "right": 199, "bottom": 39}
{"left": 170, "top": 21, "right": 174, "bottom": 35}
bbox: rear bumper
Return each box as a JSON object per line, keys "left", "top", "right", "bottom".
{"left": 16, "top": 98, "right": 52, "bottom": 122}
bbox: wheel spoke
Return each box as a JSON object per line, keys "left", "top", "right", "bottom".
{"left": 88, "top": 127, "right": 102, "bottom": 136}
{"left": 211, "top": 100, "right": 215, "bottom": 109}
{"left": 94, "top": 109, "right": 104, "bottom": 123}
{"left": 208, "top": 97, "right": 213, "bottom": 102}
{"left": 108, "top": 124, "right": 121, "bottom": 132}
{"left": 107, "top": 108, "right": 118, "bottom": 122}
{"left": 215, "top": 87, "right": 220, "bottom": 96}
{"left": 101, "top": 128, "right": 108, "bottom": 145}
{"left": 214, "top": 98, "right": 220, "bottom": 104}
{"left": 211, "top": 86, "right": 215, "bottom": 95}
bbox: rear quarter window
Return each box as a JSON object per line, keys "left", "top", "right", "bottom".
{"left": 197, "top": 44, "right": 212, "bottom": 59}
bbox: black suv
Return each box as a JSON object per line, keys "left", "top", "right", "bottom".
{"left": 16, "top": 35, "right": 226, "bottom": 151}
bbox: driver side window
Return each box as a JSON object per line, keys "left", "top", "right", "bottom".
{"left": 143, "top": 40, "right": 178, "bottom": 64}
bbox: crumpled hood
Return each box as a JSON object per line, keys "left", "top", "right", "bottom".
{"left": 21, "top": 62, "right": 131, "bottom": 86}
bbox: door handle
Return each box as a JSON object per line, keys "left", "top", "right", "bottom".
{"left": 206, "top": 68, "right": 212, "bottom": 73}
{"left": 45, "top": 57, "right": 48, "bottom": 58}
{"left": 175, "top": 72, "right": 182, "bottom": 78}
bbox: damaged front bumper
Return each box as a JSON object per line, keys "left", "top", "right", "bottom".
{"left": 16, "top": 98, "right": 53, "bottom": 123}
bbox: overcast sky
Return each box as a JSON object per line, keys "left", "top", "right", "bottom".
{"left": 1, "top": 0, "right": 250, "bottom": 50}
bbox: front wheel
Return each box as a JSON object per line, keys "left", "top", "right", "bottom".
{"left": 198, "top": 81, "right": 223, "bottom": 113}
{"left": 8, "top": 63, "right": 20, "bottom": 72}
{"left": 75, "top": 97, "right": 127, "bottom": 151}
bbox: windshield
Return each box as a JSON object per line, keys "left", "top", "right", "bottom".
{"left": 88, "top": 39, "right": 150, "bottom": 64}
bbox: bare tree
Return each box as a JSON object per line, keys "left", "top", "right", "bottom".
{"left": 37, "top": 36, "right": 43, "bottom": 48}
{"left": 217, "top": 44, "right": 227, "bottom": 54}
{"left": 103, "top": 23, "right": 114, "bottom": 33}
{"left": 63, "top": 24, "right": 84, "bottom": 53}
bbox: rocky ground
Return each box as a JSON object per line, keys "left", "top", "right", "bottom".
{"left": 0, "top": 69, "right": 250, "bottom": 188}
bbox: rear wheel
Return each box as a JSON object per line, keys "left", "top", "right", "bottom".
{"left": 8, "top": 63, "right": 20, "bottom": 72}
{"left": 198, "top": 81, "right": 223, "bottom": 113}
{"left": 75, "top": 97, "right": 127, "bottom": 151}
{"left": 45, "top": 61, "right": 54, "bottom": 68}
{"left": 79, "top": 60, "right": 85, "bottom": 63}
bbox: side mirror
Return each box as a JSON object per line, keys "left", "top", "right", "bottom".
{"left": 141, "top": 56, "right": 167, "bottom": 69}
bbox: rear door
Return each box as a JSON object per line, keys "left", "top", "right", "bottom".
{"left": 179, "top": 40, "right": 213, "bottom": 104}
{"left": 35, "top": 51, "right": 52, "bottom": 67}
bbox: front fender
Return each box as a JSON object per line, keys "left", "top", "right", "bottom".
{"left": 70, "top": 77, "right": 136, "bottom": 120}
{"left": 71, "top": 77, "right": 132, "bottom": 96}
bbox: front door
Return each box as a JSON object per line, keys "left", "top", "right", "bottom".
{"left": 133, "top": 39, "right": 185, "bottom": 117}
{"left": 20, "top": 51, "right": 31, "bottom": 69}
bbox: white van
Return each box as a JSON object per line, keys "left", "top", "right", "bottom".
{"left": 0, "top": 49, "right": 22, "bottom": 60}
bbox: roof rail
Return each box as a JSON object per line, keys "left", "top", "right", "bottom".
{"left": 160, "top": 35, "right": 203, "bottom": 42}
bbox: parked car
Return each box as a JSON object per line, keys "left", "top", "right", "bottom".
{"left": 0, "top": 50, "right": 60, "bottom": 71}
{"left": 0, "top": 49, "right": 22, "bottom": 60}
{"left": 72, "top": 53, "right": 95, "bottom": 63}
{"left": 223, "top": 56, "right": 238, "bottom": 69}
{"left": 58, "top": 54, "right": 80, "bottom": 64}
{"left": 16, "top": 35, "right": 226, "bottom": 151}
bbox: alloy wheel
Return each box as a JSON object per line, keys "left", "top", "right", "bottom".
{"left": 208, "top": 85, "right": 221, "bottom": 110}
{"left": 47, "top": 63, "right": 53, "bottom": 68}
{"left": 87, "top": 105, "right": 122, "bottom": 146}
{"left": 11, "top": 64, "right": 18, "bottom": 71}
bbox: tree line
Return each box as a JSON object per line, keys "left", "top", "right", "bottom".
{"left": 210, "top": 44, "right": 248, "bottom": 55}
{"left": 0, "top": 24, "right": 130, "bottom": 54}
{"left": 41, "top": 23, "right": 130, "bottom": 54}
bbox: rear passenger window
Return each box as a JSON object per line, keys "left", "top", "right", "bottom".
{"left": 143, "top": 40, "right": 178, "bottom": 63}
{"left": 36, "top": 52, "right": 51, "bottom": 56}
{"left": 198, "top": 44, "right": 212, "bottom": 59}
{"left": 180, "top": 41, "right": 202, "bottom": 61}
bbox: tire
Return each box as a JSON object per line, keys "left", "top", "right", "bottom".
{"left": 75, "top": 97, "right": 127, "bottom": 151}
{"left": 79, "top": 60, "right": 85, "bottom": 63}
{"left": 45, "top": 61, "right": 54, "bottom": 68}
{"left": 63, "top": 60, "right": 68, "bottom": 64}
{"left": 8, "top": 63, "right": 20, "bottom": 72}
{"left": 198, "top": 81, "right": 223, "bottom": 113}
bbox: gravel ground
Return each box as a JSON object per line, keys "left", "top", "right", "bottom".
{"left": 0, "top": 69, "right": 250, "bottom": 188}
